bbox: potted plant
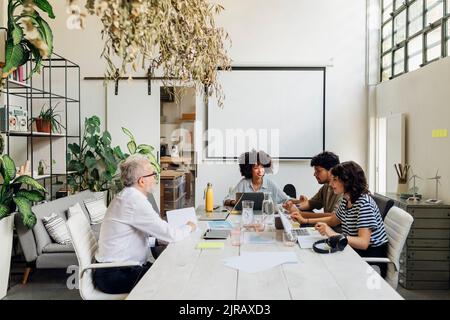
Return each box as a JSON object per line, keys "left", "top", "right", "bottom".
{"left": 1, "top": 0, "right": 55, "bottom": 88}
{"left": 32, "top": 103, "right": 65, "bottom": 133}
{"left": 0, "top": 154, "right": 47, "bottom": 298}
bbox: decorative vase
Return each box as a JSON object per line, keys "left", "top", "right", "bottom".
{"left": 397, "top": 182, "right": 408, "bottom": 195}
{"left": 0, "top": 214, "right": 14, "bottom": 299}
{"left": 35, "top": 118, "right": 51, "bottom": 133}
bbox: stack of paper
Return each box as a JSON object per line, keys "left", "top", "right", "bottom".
{"left": 223, "top": 251, "right": 298, "bottom": 273}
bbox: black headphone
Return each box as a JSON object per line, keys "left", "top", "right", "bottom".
{"left": 313, "top": 234, "right": 348, "bottom": 254}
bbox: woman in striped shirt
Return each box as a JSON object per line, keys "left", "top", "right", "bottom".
{"left": 290, "top": 161, "right": 388, "bottom": 275}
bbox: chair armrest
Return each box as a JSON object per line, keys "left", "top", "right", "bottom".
{"left": 81, "top": 261, "right": 141, "bottom": 277}
{"left": 363, "top": 257, "right": 392, "bottom": 264}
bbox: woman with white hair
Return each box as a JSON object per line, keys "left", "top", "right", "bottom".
{"left": 94, "top": 154, "right": 197, "bottom": 294}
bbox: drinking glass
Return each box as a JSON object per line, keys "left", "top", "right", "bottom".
{"left": 230, "top": 228, "right": 242, "bottom": 246}
{"left": 282, "top": 231, "right": 297, "bottom": 247}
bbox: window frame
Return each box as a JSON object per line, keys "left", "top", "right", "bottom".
{"left": 380, "top": 0, "right": 450, "bottom": 81}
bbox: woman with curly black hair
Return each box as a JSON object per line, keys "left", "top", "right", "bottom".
{"left": 289, "top": 161, "right": 388, "bottom": 275}
{"left": 223, "top": 150, "right": 290, "bottom": 206}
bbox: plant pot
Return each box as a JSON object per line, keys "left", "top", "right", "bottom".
{"left": 0, "top": 214, "right": 15, "bottom": 299}
{"left": 35, "top": 118, "right": 51, "bottom": 133}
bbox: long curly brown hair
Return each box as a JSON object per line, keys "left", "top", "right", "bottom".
{"left": 330, "top": 161, "right": 368, "bottom": 203}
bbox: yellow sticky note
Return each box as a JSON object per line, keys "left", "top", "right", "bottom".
{"left": 432, "top": 129, "right": 448, "bottom": 138}
{"left": 196, "top": 242, "right": 225, "bottom": 249}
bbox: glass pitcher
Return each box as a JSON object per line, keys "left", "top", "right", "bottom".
{"left": 262, "top": 192, "right": 275, "bottom": 227}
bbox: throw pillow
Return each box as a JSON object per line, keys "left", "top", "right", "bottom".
{"left": 84, "top": 195, "right": 107, "bottom": 224}
{"left": 42, "top": 213, "right": 72, "bottom": 245}
{"left": 67, "top": 202, "right": 84, "bottom": 219}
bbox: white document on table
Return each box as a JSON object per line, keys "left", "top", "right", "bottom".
{"left": 223, "top": 251, "right": 298, "bottom": 273}
{"left": 297, "top": 235, "right": 326, "bottom": 249}
{"left": 166, "top": 207, "right": 198, "bottom": 228}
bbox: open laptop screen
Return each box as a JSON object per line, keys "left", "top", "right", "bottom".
{"left": 235, "top": 192, "right": 265, "bottom": 210}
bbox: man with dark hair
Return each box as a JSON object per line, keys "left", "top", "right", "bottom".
{"left": 285, "top": 151, "right": 342, "bottom": 220}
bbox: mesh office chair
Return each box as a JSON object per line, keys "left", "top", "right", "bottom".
{"left": 283, "top": 184, "right": 297, "bottom": 199}
{"left": 363, "top": 206, "right": 413, "bottom": 289}
{"left": 66, "top": 212, "right": 140, "bottom": 300}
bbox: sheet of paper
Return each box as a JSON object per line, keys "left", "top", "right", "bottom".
{"left": 297, "top": 235, "right": 326, "bottom": 249}
{"left": 208, "top": 220, "right": 233, "bottom": 230}
{"left": 244, "top": 232, "right": 275, "bottom": 244}
{"left": 166, "top": 207, "right": 198, "bottom": 228}
{"left": 222, "top": 251, "right": 298, "bottom": 273}
{"left": 196, "top": 242, "right": 225, "bottom": 249}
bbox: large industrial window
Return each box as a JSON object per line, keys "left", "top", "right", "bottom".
{"left": 381, "top": 0, "right": 449, "bottom": 82}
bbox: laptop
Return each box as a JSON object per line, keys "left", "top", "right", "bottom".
{"left": 279, "top": 212, "right": 318, "bottom": 237}
{"left": 235, "top": 192, "right": 265, "bottom": 211}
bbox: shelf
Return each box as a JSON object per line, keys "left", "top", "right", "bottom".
{"left": 3, "top": 79, "right": 79, "bottom": 102}
{"left": 6, "top": 79, "right": 30, "bottom": 89}
{"left": 33, "top": 171, "right": 77, "bottom": 180}
{"left": 1, "top": 131, "right": 72, "bottom": 138}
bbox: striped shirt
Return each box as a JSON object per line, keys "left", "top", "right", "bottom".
{"left": 335, "top": 194, "right": 388, "bottom": 247}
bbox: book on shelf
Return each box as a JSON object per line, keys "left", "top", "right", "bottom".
{"left": 9, "top": 66, "right": 26, "bottom": 84}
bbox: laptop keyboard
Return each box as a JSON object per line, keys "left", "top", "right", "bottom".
{"left": 291, "top": 229, "right": 310, "bottom": 236}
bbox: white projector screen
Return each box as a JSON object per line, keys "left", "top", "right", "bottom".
{"left": 206, "top": 67, "right": 325, "bottom": 159}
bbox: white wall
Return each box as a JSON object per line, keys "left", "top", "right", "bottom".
{"left": 47, "top": 0, "right": 106, "bottom": 128}
{"left": 44, "top": 0, "right": 368, "bottom": 207}
{"left": 376, "top": 57, "right": 450, "bottom": 203}
{"left": 195, "top": 0, "right": 368, "bottom": 206}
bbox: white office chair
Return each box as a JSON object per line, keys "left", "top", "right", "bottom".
{"left": 66, "top": 212, "right": 140, "bottom": 300}
{"left": 363, "top": 206, "right": 414, "bottom": 289}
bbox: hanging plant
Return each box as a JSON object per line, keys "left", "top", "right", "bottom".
{"left": 1, "top": 0, "right": 55, "bottom": 82}
{"left": 69, "top": 0, "right": 231, "bottom": 106}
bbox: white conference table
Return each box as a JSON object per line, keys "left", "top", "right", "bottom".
{"left": 127, "top": 209, "right": 403, "bottom": 300}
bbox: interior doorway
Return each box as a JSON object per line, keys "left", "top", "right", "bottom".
{"left": 159, "top": 86, "right": 197, "bottom": 215}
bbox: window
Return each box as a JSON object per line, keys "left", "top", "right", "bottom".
{"left": 394, "top": 10, "right": 407, "bottom": 44}
{"left": 382, "top": 53, "right": 393, "bottom": 80}
{"left": 426, "top": 26, "right": 442, "bottom": 61}
{"left": 426, "top": 0, "right": 444, "bottom": 24}
{"left": 383, "top": 0, "right": 394, "bottom": 22}
{"left": 380, "top": 0, "right": 449, "bottom": 82}
{"left": 382, "top": 21, "right": 393, "bottom": 53}
{"left": 394, "top": 47, "right": 406, "bottom": 75}
{"left": 408, "top": 0, "right": 423, "bottom": 36}
{"left": 408, "top": 34, "right": 423, "bottom": 71}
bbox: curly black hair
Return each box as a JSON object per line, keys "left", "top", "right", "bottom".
{"left": 330, "top": 161, "right": 368, "bottom": 203}
{"left": 238, "top": 150, "right": 272, "bottom": 179}
{"left": 311, "top": 151, "right": 340, "bottom": 170}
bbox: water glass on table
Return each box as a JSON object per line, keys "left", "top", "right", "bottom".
{"left": 282, "top": 231, "right": 297, "bottom": 247}
{"left": 230, "top": 228, "right": 242, "bottom": 246}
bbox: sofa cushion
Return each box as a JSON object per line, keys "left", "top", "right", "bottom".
{"left": 67, "top": 202, "right": 85, "bottom": 219}
{"left": 84, "top": 194, "right": 107, "bottom": 224}
{"left": 42, "top": 213, "right": 72, "bottom": 245}
{"left": 42, "top": 242, "right": 74, "bottom": 253}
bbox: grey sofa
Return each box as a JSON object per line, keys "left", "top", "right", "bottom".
{"left": 14, "top": 190, "right": 105, "bottom": 283}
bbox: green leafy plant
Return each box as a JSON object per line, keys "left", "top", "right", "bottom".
{"left": 32, "top": 103, "right": 65, "bottom": 133}
{"left": 67, "top": 116, "right": 123, "bottom": 193}
{"left": 66, "top": 117, "right": 161, "bottom": 197}
{"left": 2, "top": 0, "right": 55, "bottom": 82}
{"left": 121, "top": 127, "right": 160, "bottom": 176}
{"left": 0, "top": 154, "right": 47, "bottom": 228}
